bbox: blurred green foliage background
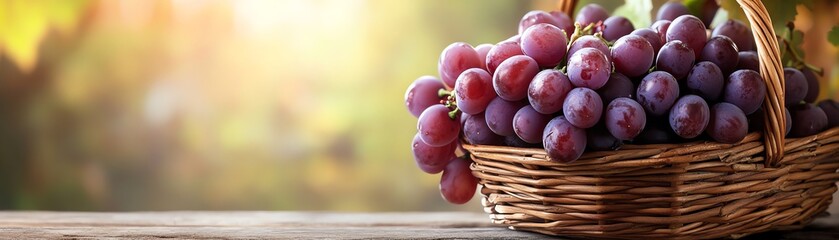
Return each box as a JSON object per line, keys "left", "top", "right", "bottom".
{"left": 0, "top": 0, "right": 836, "bottom": 212}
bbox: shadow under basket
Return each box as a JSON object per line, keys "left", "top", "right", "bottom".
{"left": 462, "top": 0, "right": 839, "bottom": 239}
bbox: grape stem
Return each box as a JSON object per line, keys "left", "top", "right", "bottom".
{"left": 779, "top": 22, "right": 824, "bottom": 75}
{"left": 438, "top": 89, "right": 452, "bottom": 98}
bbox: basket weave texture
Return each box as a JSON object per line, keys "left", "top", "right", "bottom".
{"left": 464, "top": 0, "right": 839, "bottom": 239}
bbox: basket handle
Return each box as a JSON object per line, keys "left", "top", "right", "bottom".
{"left": 555, "top": 0, "right": 786, "bottom": 166}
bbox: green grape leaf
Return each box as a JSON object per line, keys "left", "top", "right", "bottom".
{"left": 829, "top": 26, "right": 839, "bottom": 47}
{"left": 781, "top": 30, "right": 806, "bottom": 67}
{"left": 612, "top": 0, "right": 652, "bottom": 30}
{"left": 719, "top": 0, "right": 813, "bottom": 34}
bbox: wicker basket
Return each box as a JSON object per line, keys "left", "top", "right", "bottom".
{"left": 462, "top": 0, "right": 839, "bottom": 239}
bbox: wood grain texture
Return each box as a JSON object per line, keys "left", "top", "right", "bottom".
{"left": 0, "top": 211, "right": 836, "bottom": 239}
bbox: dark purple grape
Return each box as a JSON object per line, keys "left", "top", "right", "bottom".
{"left": 685, "top": 61, "right": 724, "bottom": 102}
{"left": 700, "top": 0, "right": 719, "bottom": 27}
{"left": 513, "top": 105, "right": 551, "bottom": 144}
{"left": 602, "top": 16, "right": 635, "bottom": 42}
{"left": 474, "top": 44, "right": 493, "bottom": 70}
{"left": 575, "top": 3, "right": 609, "bottom": 27}
{"left": 637, "top": 71, "right": 680, "bottom": 116}
{"left": 737, "top": 51, "right": 759, "bottom": 72}
{"left": 612, "top": 35, "right": 655, "bottom": 77}
{"left": 818, "top": 100, "right": 839, "bottom": 128}
{"left": 405, "top": 76, "right": 445, "bottom": 117}
{"left": 789, "top": 103, "right": 828, "bottom": 137}
{"left": 454, "top": 68, "right": 495, "bottom": 114}
{"left": 656, "top": 40, "right": 695, "bottom": 80}
{"left": 701, "top": 36, "right": 739, "bottom": 74}
{"left": 549, "top": 11, "right": 575, "bottom": 38}
{"left": 651, "top": 20, "right": 671, "bottom": 44}
{"left": 587, "top": 125, "right": 622, "bottom": 151}
{"left": 631, "top": 28, "right": 663, "bottom": 55}
{"left": 485, "top": 97, "right": 527, "bottom": 136}
{"left": 605, "top": 97, "right": 647, "bottom": 140}
{"left": 521, "top": 23, "right": 568, "bottom": 67}
{"left": 669, "top": 95, "right": 710, "bottom": 139}
{"left": 785, "top": 107, "right": 792, "bottom": 135}
{"left": 802, "top": 68, "right": 820, "bottom": 103}
{"left": 563, "top": 88, "right": 603, "bottom": 129}
{"left": 656, "top": 2, "right": 689, "bottom": 21}
{"left": 439, "top": 157, "right": 478, "bottom": 204}
{"left": 417, "top": 105, "right": 461, "bottom": 147}
{"left": 723, "top": 69, "right": 766, "bottom": 114}
{"left": 485, "top": 40, "right": 523, "bottom": 75}
{"left": 493, "top": 55, "right": 539, "bottom": 101}
{"left": 528, "top": 69, "right": 573, "bottom": 115}
{"left": 597, "top": 72, "right": 634, "bottom": 104}
{"left": 666, "top": 15, "right": 706, "bottom": 59}
{"left": 412, "top": 133, "right": 456, "bottom": 174}
{"left": 636, "top": 120, "right": 677, "bottom": 144}
{"left": 567, "top": 35, "right": 610, "bottom": 62}
{"left": 463, "top": 113, "right": 503, "bottom": 145}
{"left": 712, "top": 19, "right": 754, "bottom": 52}
{"left": 784, "top": 68, "right": 809, "bottom": 106}
{"left": 438, "top": 42, "right": 482, "bottom": 88}
{"left": 518, "top": 10, "right": 560, "bottom": 34}
{"left": 567, "top": 47, "right": 611, "bottom": 89}
{"left": 543, "top": 116, "right": 586, "bottom": 163}
{"left": 707, "top": 102, "right": 748, "bottom": 143}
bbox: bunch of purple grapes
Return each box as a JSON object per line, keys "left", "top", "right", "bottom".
{"left": 404, "top": 2, "right": 839, "bottom": 205}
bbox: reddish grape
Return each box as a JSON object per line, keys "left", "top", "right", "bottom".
{"left": 669, "top": 95, "right": 710, "bottom": 139}
{"left": 686, "top": 61, "right": 724, "bottom": 102}
{"left": 493, "top": 55, "right": 539, "bottom": 101}
{"left": 439, "top": 157, "right": 478, "bottom": 204}
{"left": 549, "top": 11, "right": 575, "bottom": 38}
{"left": 405, "top": 76, "right": 445, "bottom": 117}
{"left": 528, "top": 69, "right": 573, "bottom": 115}
{"left": 412, "top": 133, "right": 456, "bottom": 174}
{"left": 712, "top": 19, "right": 754, "bottom": 52}
{"left": 656, "top": 2, "right": 689, "bottom": 21}
{"left": 707, "top": 102, "right": 748, "bottom": 143}
{"left": 700, "top": 36, "right": 739, "bottom": 74}
{"left": 651, "top": 20, "right": 671, "bottom": 44}
{"left": 567, "top": 47, "right": 611, "bottom": 89}
{"left": 485, "top": 97, "right": 527, "bottom": 136}
{"left": 637, "top": 71, "right": 680, "bottom": 116}
{"left": 513, "top": 105, "right": 552, "bottom": 144}
{"left": 563, "top": 88, "right": 603, "bottom": 129}
{"left": 485, "top": 41, "right": 523, "bottom": 75}
{"left": 605, "top": 97, "right": 646, "bottom": 141}
{"left": 417, "top": 105, "right": 461, "bottom": 147}
{"left": 454, "top": 68, "right": 495, "bottom": 114}
{"left": 438, "top": 42, "right": 482, "bottom": 88}
{"left": 631, "top": 28, "right": 663, "bottom": 55}
{"left": 612, "top": 35, "right": 654, "bottom": 77}
{"left": 567, "top": 35, "right": 611, "bottom": 62}
{"left": 597, "top": 72, "right": 634, "bottom": 104}
{"left": 474, "top": 43, "right": 493, "bottom": 70}
{"left": 575, "top": 3, "right": 609, "bottom": 27}
{"left": 463, "top": 112, "right": 503, "bottom": 145}
{"left": 521, "top": 23, "right": 568, "bottom": 67}
{"left": 656, "top": 40, "right": 695, "bottom": 80}
{"left": 602, "top": 16, "right": 635, "bottom": 42}
{"left": 518, "top": 10, "right": 560, "bottom": 34}
{"left": 723, "top": 69, "right": 766, "bottom": 114}
{"left": 666, "top": 15, "right": 706, "bottom": 59}
{"left": 543, "top": 116, "right": 587, "bottom": 163}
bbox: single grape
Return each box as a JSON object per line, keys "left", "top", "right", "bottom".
{"left": 651, "top": 20, "right": 671, "bottom": 44}
{"left": 543, "top": 116, "right": 587, "bottom": 163}
{"left": 789, "top": 103, "right": 828, "bottom": 137}
{"left": 818, "top": 100, "right": 839, "bottom": 128}
{"left": 723, "top": 69, "right": 766, "bottom": 114}
{"left": 656, "top": 2, "right": 689, "bottom": 21}
{"left": 412, "top": 133, "right": 456, "bottom": 174}
{"left": 669, "top": 95, "right": 710, "bottom": 139}
{"left": 707, "top": 102, "right": 748, "bottom": 143}
{"left": 417, "top": 104, "right": 461, "bottom": 147}
{"left": 612, "top": 35, "right": 655, "bottom": 78}
{"left": 439, "top": 157, "right": 478, "bottom": 204}
{"left": 513, "top": 105, "right": 552, "bottom": 144}
{"left": 438, "top": 42, "right": 482, "bottom": 88}
{"left": 575, "top": 3, "right": 609, "bottom": 27}
{"left": 506, "top": 35, "right": 521, "bottom": 43}
{"left": 463, "top": 113, "right": 503, "bottom": 145}
{"left": 493, "top": 55, "right": 539, "bottom": 101}
{"left": 563, "top": 88, "right": 603, "bottom": 129}
{"left": 685, "top": 61, "right": 724, "bottom": 102}
{"left": 802, "top": 68, "right": 820, "bottom": 103}
{"left": 784, "top": 68, "right": 809, "bottom": 106}
{"left": 587, "top": 125, "right": 622, "bottom": 151}
{"left": 656, "top": 40, "right": 695, "bottom": 80}
{"left": 485, "top": 41, "right": 523, "bottom": 75}
{"left": 549, "top": 11, "right": 575, "bottom": 38}
{"left": 597, "top": 72, "right": 634, "bottom": 104}
{"left": 631, "top": 28, "right": 663, "bottom": 55}
{"left": 405, "top": 76, "right": 445, "bottom": 117}
{"left": 602, "top": 16, "right": 635, "bottom": 42}
{"left": 474, "top": 44, "right": 493, "bottom": 70}
{"left": 737, "top": 51, "right": 759, "bottom": 72}
{"left": 700, "top": 36, "right": 739, "bottom": 74}
{"left": 485, "top": 97, "right": 527, "bottom": 136}
{"left": 567, "top": 35, "right": 611, "bottom": 62}
{"left": 567, "top": 48, "right": 611, "bottom": 89}
{"left": 699, "top": 0, "right": 719, "bottom": 27}
{"left": 518, "top": 10, "right": 560, "bottom": 34}
{"left": 637, "top": 71, "right": 680, "bottom": 116}
{"left": 666, "top": 15, "right": 706, "bottom": 59}
{"left": 712, "top": 19, "right": 754, "bottom": 52}
{"left": 454, "top": 68, "right": 496, "bottom": 114}
{"left": 528, "top": 69, "right": 573, "bottom": 115}
{"left": 521, "top": 23, "right": 568, "bottom": 67}
{"left": 605, "top": 97, "right": 647, "bottom": 140}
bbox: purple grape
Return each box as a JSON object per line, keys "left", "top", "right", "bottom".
{"left": 605, "top": 97, "right": 647, "bottom": 140}
{"left": 518, "top": 10, "right": 560, "bottom": 34}
{"left": 405, "top": 76, "right": 445, "bottom": 117}
{"left": 543, "top": 116, "right": 586, "bottom": 163}
{"left": 666, "top": 15, "right": 707, "bottom": 59}
{"left": 723, "top": 69, "right": 765, "bottom": 114}
{"left": 612, "top": 35, "right": 655, "bottom": 78}
{"left": 463, "top": 113, "right": 503, "bottom": 145}
{"left": 597, "top": 72, "right": 634, "bottom": 104}
{"left": 656, "top": 40, "right": 695, "bottom": 80}
{"left": 549, "top": 11, "right": 575, "bottom": 38}
{"left": 439, "top": 157, "right": 478, "bottom": 204}
{"left": 412, "top": 133, "right": 456, "bottom": 174}
{"left": 737, "top": 51, "right": 759, "bottom": 72}
{"left": 651, "top": 20, "right": 671, "bottom": 44}
{"left": 789, "top": 103, "right": 828, "bottom": 137}
{"left": 636, "top": 120, "right": 677, "bottom": 144}
{"left": 637, "top": 71, "right": 680, "bottom": 116}
{"left": 454, "top": 68, "right": 495, "bottom": 115}
{"left": 438, "top": 42, "right": 482, "bottom": 88}
{"left": 485, "top": 97, "right": 527, "bottom": 136}
{"left": 785, "top": 107, "right": 792, "bottom": 135}
{"left": 802, "top": 68, "right": 820, "bottom": 103}
{"left": 602, "top": 16, "right": 635, "bottom": 42}
{"left": 417, "top": 104, "right": 461, "bottom": 147}
{"left": 521, "top": 23, "right": 568, "bottom": 68}
{"left": 474, "top": 43, "right": 493, "bottom": 70}
{"left": 784, "top": 68, "right": 809, "bottom": 106}
{"left": 513, "top": 105, "right": 552, "bottom": 144}
{"left": 656, "top": 2, "right": 689, "bottom": 21}
{"left": 685, "top": 61, "right": 724, "bottom": 102}
{"left": 669, "top": 95, "right": 710, "bottom": 139}
{"left": 587, "top": 125, "right": 622, "bottom": 151}
{"left": 493, "top": 55, "right": 539, "bottom": 101}
{"left": 567, "top": 47, "right": 611, "bottom": 89}
{"left": 699, "top": 0, "right": 719, "bottom": 27}
{"left": 818, "top": 100, "right": 839, "bottom": 128}
{"left": 712, "top": 19, "right": 754, "bottom": 52}
{"left": 700, "top": 36, "right": 740, "bottom": 74}
{"left": 567, "top": 35, "right": 611, "bottom": 62}
{"left": 707, "top": 102, "right": 748, "bottom": 143}
{"left": 485, "top": 40, "right": 523, "bottom": 75}
{"left": 563, "top": 88, "right": 603, "bottom": 129}
{"left": 528, "top": 69, "right": 573, "bottom": 115}
{"left": 631, "top": 28, "right": 663, "bottom": 55}
{"left": 575, "top": 3, "right": 609, "bottom": 27}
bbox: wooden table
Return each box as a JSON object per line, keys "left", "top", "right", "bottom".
{"left": 1, "top": 211, "right": 838, "bottom": 239}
